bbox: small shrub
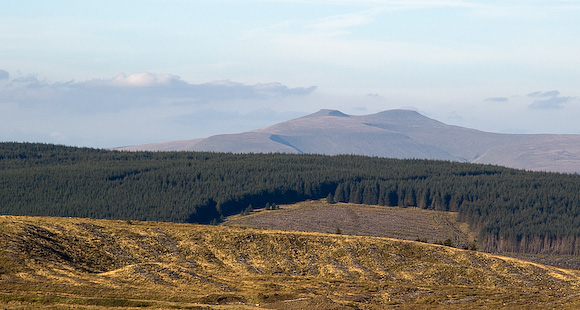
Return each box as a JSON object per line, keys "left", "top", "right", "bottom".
{"left": 469, "top": 241, "right": 478, "bottom": 251}
{"left": 241, "top": 204, "right": 253, "bottom": 216}
{"left": 326, "top": 193, "right": 336, "bottom": 204}
{"left": 443, "top": 238, "right": 453, "bottom": 247}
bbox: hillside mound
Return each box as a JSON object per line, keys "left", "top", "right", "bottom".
{"left": 224, "top": 200, "right": 474, "bottom": 247}
{"left": 2, "top": 216, "right": 580, "bottom": 309}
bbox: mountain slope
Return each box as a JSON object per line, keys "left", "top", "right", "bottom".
{"left": 3, "top": 215, "right": 580, "bottom": 309}
{"left": 117, "top": 109, "right": 580, "bottom": 173}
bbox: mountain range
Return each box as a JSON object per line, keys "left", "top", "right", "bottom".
{"left": 117, "top": 109, "right": 580, "bottom": 173}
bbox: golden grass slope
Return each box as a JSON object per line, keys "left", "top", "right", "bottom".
{"left": 2, "top": 215, "right": 580, "bottom": 309}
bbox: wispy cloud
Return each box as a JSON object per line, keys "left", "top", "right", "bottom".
{"left": 528, "top": 90, "right": 575, "bottom": 109}
{"left": 0, "top": 71, "right": 316, "bottom": 113}
{"left": 485, "top": 97, "right": 509, "bottom": 102}
{"left": 529, "top": 97, "right": 573, "bottom": 110}
{"left": 528, "top": 90, "right": 560, "bottom": 98}
{"left": 309, "top": 8, "right": 383, "bottom": 30}
{"left": 268, "top": 0, "right": 480, "bottom": 9}
{"left": 290, "top": 0, "right": 580, "bottom": 11}
{"left": 0, "top": 70, "right": 318, "bottom": 147}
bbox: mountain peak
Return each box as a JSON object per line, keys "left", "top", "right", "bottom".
{"left": 361, "top": 109, "right": 444, "bottom": 125}
{"left": 116, "top": 108, "right": 580, "bottom": 173}
{"left": 305, "top": 109, "right": 350, "bottom": 118}
{"left": 368, "top": 109, "right": 424, "bottom": 120}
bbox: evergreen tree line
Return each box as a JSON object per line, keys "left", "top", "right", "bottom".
{"left": 2, "top": 142, "right": 580, "bottom": 254}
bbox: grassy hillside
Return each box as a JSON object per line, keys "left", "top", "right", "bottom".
{"left": 2, "top": 216, "right": 580, "bottom": 309}
{"left": 224, "top": 200, "right": 475, "bottom": 248}
{"left": 226, "top": 200, "right": 580, "bottom": 270}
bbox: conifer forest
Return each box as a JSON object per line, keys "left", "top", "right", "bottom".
{"left": 2, "top": 142, "right": 580, "bottom": 254}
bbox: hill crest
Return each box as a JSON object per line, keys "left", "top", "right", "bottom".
{"left": 302, "top": 109, "right": 350, "bottom": 118}
{"left": 116, "top": 109, "right": 580, "bottom": 173}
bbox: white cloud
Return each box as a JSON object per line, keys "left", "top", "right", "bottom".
{"left": 109, "top": 73, "right": 182, "bottom": 87}
{"left": 525, "top": 90, "right": 576, "bottom": 110}
{"left": 0, "top": 71, "right": 316, "bottom": 112}
{"left": 0, "top": 70, "right": 318, "bottom": 147}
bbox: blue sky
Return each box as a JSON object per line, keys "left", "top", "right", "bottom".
{"left": 1, "top": 0, "right": 580, "bottom": 147}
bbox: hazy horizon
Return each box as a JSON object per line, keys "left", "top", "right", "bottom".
{"left": 2, "top": 1, "right": 579, "bottom": 148}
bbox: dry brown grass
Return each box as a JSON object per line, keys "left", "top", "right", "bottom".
{"left": 2, "top": 215, "right": 580, "bottom": 309}
{"left": 224, "top": 200, "right": 474, "bottom": 247}
{"left": 228, "top": 200, "right": 580, "bottom": 270}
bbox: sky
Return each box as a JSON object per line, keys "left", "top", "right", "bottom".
{"left": 1, "top": 0, "right": 580, "bottom": 148}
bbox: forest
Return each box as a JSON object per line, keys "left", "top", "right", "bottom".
{"left": 2, "top": 142, "right": 580, "bottom": 255}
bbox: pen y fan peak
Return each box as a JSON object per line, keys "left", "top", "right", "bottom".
{"left": 117, "top": 109, "right": 580, "bottom": 173}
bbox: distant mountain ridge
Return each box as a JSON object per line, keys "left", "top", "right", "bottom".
{"left": 117, "top": 109, "right": 580, "bottom": 173}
